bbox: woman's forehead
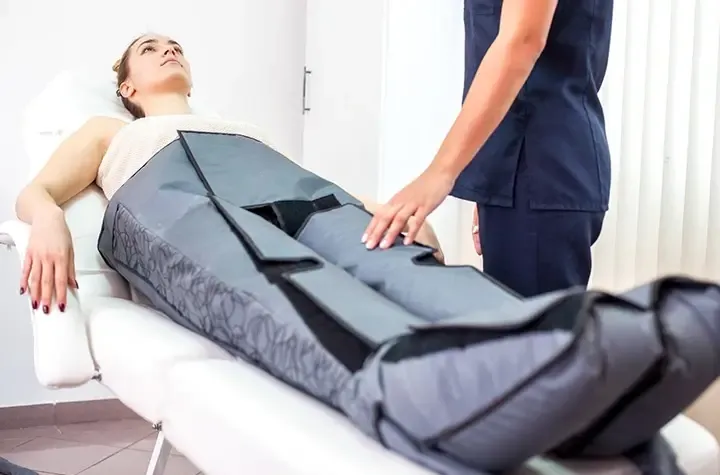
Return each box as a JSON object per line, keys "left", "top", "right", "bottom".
{"left": 132, "top": 34, "right": 180, "bottom": 50}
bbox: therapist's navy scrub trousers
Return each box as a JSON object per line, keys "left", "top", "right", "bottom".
{"left": 452, "top": 0, "right": 614, "bottom": 298}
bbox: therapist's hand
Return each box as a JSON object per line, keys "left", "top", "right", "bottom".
{"left": 362, "top": 168, "right": 455, "bottom": 250}
{"left": 472, "top": 205, "right": 482, "bottom": 255}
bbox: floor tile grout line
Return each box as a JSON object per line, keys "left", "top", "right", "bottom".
{"left": 73, "top": 429, "right": 162, "bottom": 475}
{"left": 73, "top": 444, "right": 126, "bottom": 475}
{"left": 14, "top": 430, "right": 156, "bottom": 449}
{"left": 122, "top": 430, "right": 161, "bottom": 452}
{"left": 3, "top": 436, "right": 38, "bottom": 451}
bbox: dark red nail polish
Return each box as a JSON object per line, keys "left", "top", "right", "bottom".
{"left": 19, "top": 287, "right": 25, "bottom": 295}
{"left": 74, "top": 280, "right": 80, "bottom": 289}
{"left": 59, "top": 303, "right": 66, "bottom": 312}
{"left": 31, "top": 300, "right": 38, "bottom": 310}
{"left": 42, "top": 305, "right": 49, "bottom": 314}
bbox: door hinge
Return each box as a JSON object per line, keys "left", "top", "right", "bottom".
{"left": 302, "top": 67, "right": 312, "bottom": 114}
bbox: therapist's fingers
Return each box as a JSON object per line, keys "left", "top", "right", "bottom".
{"left": 364, "top": 203, "right": 401, "bottom": 249}
{"left": 472, "top": 225, "right": 482, "bottom": 255}
{"left": 403, "top": 208, "right": 429, "bottom": 245}
{"left": 380, "top": 206, "right": 414, "bottom": 248}
{"left": 472, "top": 206, "right": 482, "bottom": 255}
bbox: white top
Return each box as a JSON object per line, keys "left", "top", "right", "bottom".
{"left": 97, "top": 115, "right": 273, "bottom": 199}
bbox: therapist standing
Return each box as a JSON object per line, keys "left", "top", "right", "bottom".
{"left": 363, "top": 0, "right": 613, "bottom": 298}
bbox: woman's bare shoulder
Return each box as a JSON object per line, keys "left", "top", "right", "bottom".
{"left": 83, "top": 116, "right": 129, "bottom": 148}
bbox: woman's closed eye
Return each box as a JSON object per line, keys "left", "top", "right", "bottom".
{"left": 141, "top": 45, "right": 155, "bottom": 54}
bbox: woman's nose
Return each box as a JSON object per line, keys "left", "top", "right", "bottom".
{"left": 163, "top": 47, "right": 176, "bottom": 56}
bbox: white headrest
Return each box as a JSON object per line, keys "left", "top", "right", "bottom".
{"left": 22, "top": 68, "right": 215, "bottom": 177}
{"left": 25, "top": 69, "right": 132, "bottom": 134}
{"left": 21, "top": 70, "right": 119, "bottom": 177}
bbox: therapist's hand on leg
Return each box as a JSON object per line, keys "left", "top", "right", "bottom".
{"left": 362, "top": 168, "right": 454, "bottom": 250}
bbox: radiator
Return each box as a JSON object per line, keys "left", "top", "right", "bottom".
{"left": 590, "top": 0, "right": 720, "bottom": 291}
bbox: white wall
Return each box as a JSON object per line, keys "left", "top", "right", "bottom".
{"left": 378, "top": 0, "right": 475, "bottom": 266}
{"left": 0, "top": 0, "right": 306, "bottom": 407}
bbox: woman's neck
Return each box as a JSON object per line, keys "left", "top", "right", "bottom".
{"left": 140, "top": 93, "right": 192, "bottom": 117}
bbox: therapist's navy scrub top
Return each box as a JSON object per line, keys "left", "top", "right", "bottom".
{"left": 452, "top": 0, "right": 614, "bottom": 297}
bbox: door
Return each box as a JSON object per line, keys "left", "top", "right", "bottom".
{"left": 302, "top": 0, "right": 387, "bottom": 198}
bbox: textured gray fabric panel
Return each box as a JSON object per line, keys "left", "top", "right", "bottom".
{"left": 107, "top": 202, "right": 354, "bottom": 402}
{"left": 96, "top": 130, "right": 720, "bottom": 475}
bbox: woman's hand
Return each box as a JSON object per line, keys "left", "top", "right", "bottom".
{"left": 20, "top": 207, "right": 77, "bottom": 313}
{"left": 472, "top": 205, "right": 482, "bottom": 256}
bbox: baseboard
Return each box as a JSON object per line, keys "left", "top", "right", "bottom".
{"left": 0, "top": 399, "right": 139, "bottom": 430}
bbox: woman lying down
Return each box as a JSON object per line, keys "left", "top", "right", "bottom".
{"left": 15, "top": 34, "right": 720, "bottom": 475}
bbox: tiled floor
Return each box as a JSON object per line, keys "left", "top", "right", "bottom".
{"left": 0, "top": 418, "right": 201, "bottom": 474}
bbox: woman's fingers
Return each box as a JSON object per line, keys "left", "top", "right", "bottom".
{"left": 40, "top": 260, "right": 54, "bottom": 314}
{"left": 20, "top": 253, "right": 32, "bottom": 295}
{"left": 54, "top": 258, "right": 68, "bottom": 312}
{"left": 28, "top": 258, "right": 41, "bottom": 311}
{"left": 24, "top": 246, "right": 75, "bottom": 313}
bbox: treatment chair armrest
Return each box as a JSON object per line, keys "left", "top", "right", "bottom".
{"left": 0, "top": 219, "right": 29, "bottom": 251}
{"left": 0, "top": 219, "right": 96, "bottom": 388}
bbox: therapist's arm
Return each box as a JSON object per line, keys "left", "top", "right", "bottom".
{"left": 429, "top": 0, "right": 558, "bottom": 178}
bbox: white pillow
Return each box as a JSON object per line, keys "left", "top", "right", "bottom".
{"left": 23, "top": 68, "right": 215, "bottom": 177}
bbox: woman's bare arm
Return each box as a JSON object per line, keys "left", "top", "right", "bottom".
{"left": 15, "top": 116, "right": 126, "bottom": 224}
{"left": 15, "top": 116, "right": 125, "bottom": 312}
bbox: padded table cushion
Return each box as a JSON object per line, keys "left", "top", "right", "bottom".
{"left": 86, "top": 297, "right": 232, "bottom": 422}
{"left": 160, "top": 360, "right": 434, "bottom": 475}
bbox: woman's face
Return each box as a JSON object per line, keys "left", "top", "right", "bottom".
{"left": 120, "top": 34, "right": 192, "bottom": 99}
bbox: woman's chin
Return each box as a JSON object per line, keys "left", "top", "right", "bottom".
{"left": 154, "top": 74, "right": 192, "bottom": 95}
